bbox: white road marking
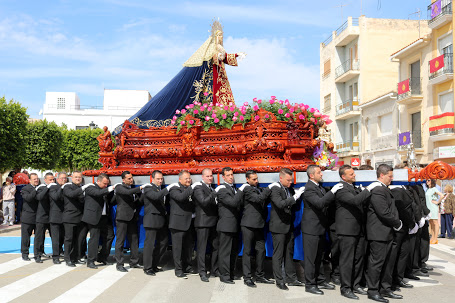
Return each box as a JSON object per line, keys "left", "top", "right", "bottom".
{"left": 130, "top": 270, "right": 182, "bottom": 303}
{"left": 0, "top": 257, "right": 30, "bottom": 275}
{"left": 428, "top": 253, "right": 455, "bottom": 277}
{"left": 430, "top": 243, "right": 455, "bottom": 257}
{"left": 209, "top": 279, "right": 248, "bottom": 303}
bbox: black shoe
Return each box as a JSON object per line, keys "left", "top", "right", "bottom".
{"left": 405, "top": 273, "right": 420, "bottom": 280}
{"left": 87, "top": 262, "right": 98, "bottom": 269}
{"left": 415, "top": 270, "right": 429, "bottom": 277}
{"left": 116, "top": 266, "right": 128, "bottom": 272}
{"left": 421, "top": 263, "right": 433, "bottom": 271}
{"left": 59, "top": 252, "right": 65, "bottom": 257}
{"left": 244, "top": 279, "right": 257, "bottom": 288}
{"left": 220, "top": 277, "right": 235, "bottom": 284}
{"left": 53, "top": 258, "right": 61, "bottom": 264}
{"left": 381, "top": 291, "right": 403, "bottom": 299}
{"left": 35, "top": 257, "right": 43, "bottom": 263}
{"left": 255, "top": 277, "right": 274, "bottom": 284}
{"left": 144, "top": 269, "right": 156, "bottom": 276}
{"left": 184, "top": 268, "right": 198, "bottom": 275}
{"left": 66, "top": 261, "right": 76, "bottom": 267}
{"left": 200, "top": 275, "right": 209, "bottom": 282}
{"left": 353, "top": 287, "right": 368, "bottom": 295}
{"left": 99, "top": 260, "right": 114, "bottom": 266}
{"left": 438, "top": 235, "right": 445, "bottom": 238}
{"left": 368, "top": 294, "right": 389, "bottom": 303}
{"left": 397, "top": 281, "right": 413, "bottom": 288}
{"left": 175, "top": 272, "right": 188, "bottom": 279}
{"left": 276, "top": 283, "right": 289, "bottom": 291}
{"left": 332, "top": 277, "right": 341, "bottom": 285}
{"left": 231, "top": 275, "right": 242, "bottom": 280}
{"left": 420, "top": 267, "right": 428, "bottom": 273}
{"left": 305, "top": 285, "right": 324, "bottom": 295}
{"left": 129, "top": 264, "right": 143, "bottom": 269}
{"left": 319, "top": 281, "right": 335, "bottom": 290}
{"left": 341, "top": 290, "right": 359, "bottom": 300}
{"left": 22, "top": 255, "right": 31, "bottom": 261}
{"left": 152, "top": 266, "right": 163, "bottom": 272}
{"left": 288, "top": 280, "right": 304, "bottom": 286}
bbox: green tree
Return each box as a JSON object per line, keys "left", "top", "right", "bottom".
{"left": 24, "top": 120, "right": 64, "bottom": 170}
{"left": 0, "top": 97, "right": 28, "bottom": 174}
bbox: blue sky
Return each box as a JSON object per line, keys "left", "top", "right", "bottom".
{"left": 0, "top": 0, "right": 430, "bottom": 118}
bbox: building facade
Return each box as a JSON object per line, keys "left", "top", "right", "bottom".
{"left": 42, "top": 89, "right": 151, "bottom": 130}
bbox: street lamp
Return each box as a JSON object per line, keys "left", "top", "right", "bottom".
{"left": 88, "top": 121, "right": 97, "bottom": 129}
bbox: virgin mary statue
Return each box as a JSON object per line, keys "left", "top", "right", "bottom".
{"left": 114, "top": 20, "right": 246, "bottom": 134}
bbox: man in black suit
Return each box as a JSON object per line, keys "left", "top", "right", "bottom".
{"left": 335, "top": 165, "right": 379, "bottom": 300}
{"left": 192, "top": 168, "right": 219, "bottom": 282}
{"left": 97, "top": 190, "right": 116, "bottom": 265}
{"left": 142, "top": 170, "right": 170, "bottom": 276}
{"left": 20, "top": 173, "right": 40, "bottom": 261}
{"left": 62, "top": 171, "right": 92, "bottom": 267}
{"left": 215, "top": 167, "right": 245, "bottom": 284}
{"left": 48, "top": 172, "right": 67, "bottom": 264}
{"left": 168, "top": 170, "right": 195, "bottom": 278}
{"left": 366, "top": 164, "right": 402, "bottom": 303}
{"left": 81, "top": 173, "right": 115, "bottom": 269}
{"left": 114, "top": 171, "right": 146, "bottom": 272}
{"left": 268, "top": 168, "right": 304, "bottom": 291}
{"left": 302, "top": 165, "right": 342, "bottom": 295}
{"left": 240, "top": 170, "right": 273, "bottom": 287}
{"left": 33, "top": 172, "right": 55, "bottom": 263}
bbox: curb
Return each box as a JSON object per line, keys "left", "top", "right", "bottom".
{"left": 0, "top": 225, "right": 21, "bottom": 234}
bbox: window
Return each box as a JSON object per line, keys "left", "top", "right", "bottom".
{"left": 439, "top": 91, "right": 454, "bottom": 113}
{"left": 323, "top": 94, "right": 331, "bottom": 112}
{"left": 353, "top": 82, "right": 358, "bottom": 101}
{"left": 323, "top": 59, "right": 331, "bottom": 79}
{"left": 379, "top": 113, "right": 393, "bottom": 136}
{"left": 438, "top": 34, "right": 453, "bottom": 55}
{"left": 57, "top": 97, "right": 65, "bottom": 109}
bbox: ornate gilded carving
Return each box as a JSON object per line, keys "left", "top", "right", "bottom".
{"left": 408, "top": 161, "right": 455, "bottom": 181}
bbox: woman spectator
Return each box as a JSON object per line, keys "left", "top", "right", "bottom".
{"left": 2, "top": 177, "right": 16, "bottom": 226}
{"left": 425, "top": 179, "right": 444, "bottom": 244}
{"left": 436, "top": 185, "right": 455, "bottom": 239}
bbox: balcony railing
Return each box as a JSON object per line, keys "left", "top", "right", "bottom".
{"left": 429, "top": 53, "right": 453, "bottom": 80}
{"left": 335, "top": 59, "right": 360, "bottom": 78}
{"left": 46, "top": 104, "right": 141, "bottom": 111}
{"left": 428, "top": 0, "right": 452, "bottom": 24}
{"left": 335, "top": 18, "right": 359, "bottom": 36}
{"left": 336, "top": 140, "right": 360, "bottom": 153}
{"left": 429, "top": 112, "right": 455, "bottom": 136}
{"left": 335, "top": 99, "right": 359, "bottom": 116}
{"left": 397, "top": 77, "right": 422, "bottom": 101}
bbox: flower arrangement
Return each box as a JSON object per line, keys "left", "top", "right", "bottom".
{"left": 312, "top": 141, "right": 338, "bottom": 169}
{"left": 171, "top": 95, "right": 332, "bottom": 133}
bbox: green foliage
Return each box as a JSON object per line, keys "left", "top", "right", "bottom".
{"left": 24, "top": 120, "right": 64, "bottom": 170}
{"left": 0, "top": 97, "right": 29, "bottom": 173}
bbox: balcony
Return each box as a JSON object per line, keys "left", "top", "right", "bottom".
{"left": 335, "top": 99, "right": 360, "bottom": 120}
{"left": 396, "top": 77, "right": 423, "bottom": 105}
{"left": 429, "top": 112, "right": 455, "bottom": 141}
{"left": 334, "top": 18, "right": 360, "bottom": 47}
{"left": 336, "top": 140, "right": 360, "bottom": 155}
{"left": 428, "top": 0, "right": 452, "bottom": 29}
{"left": 429, "top": 53, "right": 453, "bottom": 85}
{"left": 335, "top": 59, "right": 360, "bottom": 83}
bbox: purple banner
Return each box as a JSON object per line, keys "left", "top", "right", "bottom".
{"left": 398, "top": 131, "right": 411, "bottom": 146}
{"left": 431, "top": 0, "right": 442, "bottom": 19}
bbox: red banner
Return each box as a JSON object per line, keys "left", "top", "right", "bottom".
{"left": 397, "top": 79, "right": 410, "bottom": 95}
{"left": 351, "top": 158, "right": 360, "bottom": 167}
{"left": 430, "top": 54, "right": 445, "bottom": 73}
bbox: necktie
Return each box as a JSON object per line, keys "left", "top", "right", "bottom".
{"left": 285, "top": 188, "right": 290, "bottom": 198}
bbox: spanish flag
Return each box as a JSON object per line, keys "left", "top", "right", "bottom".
{"left": 429, "top": 54, "right": 445, "bottom": 73}
{"left": 397, "top": 79, "right": 410, "bottom": 95}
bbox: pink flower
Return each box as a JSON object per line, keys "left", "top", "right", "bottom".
{"left": 289, "top": 108, "right": 295, "bottom": 113}
{"left": 193, "top": 109, "right": 199, "bottom": 114}
{"left": 232, "top": 116, "right": 238, "bottom": 121}
{"left": 304, "top": 104, "right": 310, "bottom": 110}
{"left": 216, "top": 103, "right": 220, "bottom": 107}
{"left": 181, "top": 109, "right": 186, "bottom": 114}
{"left": 185, "top": 105, "right": 189, "bottom": 109}
{"left": 253, "top": 105, "right": 259, "bottom": 111}
{"left": 212, "top": 113, "right": 217, "bottom": 118}
{"left": 189, "top": 120, "right": 194, "bottom": 125}
{"left": 243, "top": 102, "right": 248, "bottom": 106}
{"left": 224, "top": 105, "right": 229, "bottom": 111}
{"left": 214, "top": 118, "right": 220, "bottom": 123}
{"left": 271, "top": 96, "right": 276, "bottom": 99}
{"left": 241, "top": 110, "right": 246, "bottom": 115}
{"left": 326, "top": 119, "right": 333, "bottom": 125}
{"left": 234, "top": 112, "right": 239, "bottom": 117}
{"left": 299, "top": 114, "right": 305, "bottom": 119}
{"left": 172, "top": 116, "right": 177, "bottom": 120}
{"left": 279, "top": 100, "right": 284, "bottom": 105}
{"left": 189, "top": 104, "right": 194, "bottom": 108}
{"left": 240, "top": 116, "right": 244, "bottom": 121}
{"left": 285, "top": 113, "right": 290, "bottom": 118}
{"left": 310, "top": 117, "right": 315, "bottom": 123}
{"left": 171, "top": 120, "right": 175, "bottom": 125}
{"left": 278, "top": 109, "right": 284, "bottom": 114}
{"left": 207, "top": 107, "right": 212, "bottom": 112}
{"left": 253, "top": 98, "right": 257, "bottom": 102}
{"left": 203, "top": 92, "right": 209, "bottom": 96}
{"left": 257, "top": 99, "right": 262, "bottom": 104}
{"left": 309, "top": 108, "right": 315, "bottom": 113}
{"left": 180, "top": 121, "right": 185, "bottom": 125}
{"left": 176, "top": 110, "right": 180, "bottom": 114}
{"left": 314, "top": 111, "right": 321, "bottom": 118}
{"left": 229, "top": 106, "right": 235, "bottom": 112}
{"left": 205, "top": 116, "right": 210, "bottom": 121}
{"left": 222, "top": 113, "right": 227, "bottom": 119}
{"left": 254, "top": 115, "right": 260, "bottom": 121}
{"left": 265, "top": 114, "right": 269, "bottom": 119}
{"left": 269, "top": 99, "right": 274, "bottom": 105}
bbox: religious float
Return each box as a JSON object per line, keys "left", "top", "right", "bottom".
{"left": 84, "top": 20, "right": 337, "bottom": 177}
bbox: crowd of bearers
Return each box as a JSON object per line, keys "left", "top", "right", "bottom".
{"left": 19, "top": 165, "right": 433, "bottom": 302}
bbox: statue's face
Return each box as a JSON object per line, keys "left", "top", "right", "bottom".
{"left": 217, "top": 32, "right": 223, "bottom": 45}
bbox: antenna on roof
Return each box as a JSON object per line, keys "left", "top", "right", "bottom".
{"left": 408, "top": 8, "right": 422, "bottom": 38}
{"left": 334, "top": 2, "right": 348, "bottom": 23}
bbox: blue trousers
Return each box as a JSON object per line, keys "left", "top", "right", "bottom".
{"left": 440, "top": 213, "right": 454, "bottom": 238}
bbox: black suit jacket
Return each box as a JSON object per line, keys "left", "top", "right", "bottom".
{"left": 36, "top": 184, "right": 51, "bottom": 224}
{"left": 335, "top": 181, "right": 371, "bottom": 236}
{"left": 82, "top": 184, "right": 110, "bottom": 226}
{"left": 115, "top": 184, "right": 142, "bottom": 222}
{"left": 62, "top": 183, "right": 85, "bottom": 224}
{"left": 169, "top": 183, "right": 194, "bottom": 231}
{"left": 411, "top": 184, "right": 430, "bottom": 216}
{"left": 143, "top": 184, "right": 168, "bottom": 229}
{"left": 268, "top": 184, "right": 296, "bottom": 234}
{"left": 366, "top": 184, "right": 401, "bottom": 241}
{"left": 193, "top": 182, "right": 218, "bottom": 228}
{"left": 407, "top": 185, "right": 423, "bottom": 222}
{"left": 241, "top": 185, "right": 270, "bottom": 229}
{"left": 49, "top": 184, "right": 64, "bottom": 224}
{"left": 216, "top": 183, "right": 244, "bottom": 233}
{"left": 390, "top": 186, "right": 416, "bottom": 231}
{"left": 302, "top": 180, "right": 336, "bottom": 236}
{"left": 20, "top": 184, "right": 39, "bottom": 224}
